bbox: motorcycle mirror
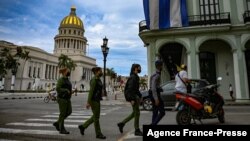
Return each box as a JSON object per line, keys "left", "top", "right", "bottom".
{"left": 217, "top": 77, "right": 222, "bottom": 81}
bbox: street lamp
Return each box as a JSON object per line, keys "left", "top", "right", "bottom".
{"left": 101, "top": 36, "right": 109, "bottom": 97}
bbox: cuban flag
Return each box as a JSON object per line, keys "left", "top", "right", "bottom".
{"left": 143, "top": 0, "right": 189, "bottom": 30}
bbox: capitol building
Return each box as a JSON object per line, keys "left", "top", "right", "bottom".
{"left": 0, "top": 6, "right": 96, "bottom": 91}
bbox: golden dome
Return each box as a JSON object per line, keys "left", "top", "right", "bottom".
{"left": 60, "top": 6, "right": 84, "bottom": 29}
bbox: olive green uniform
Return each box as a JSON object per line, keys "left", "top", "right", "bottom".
{"left": 79, "top": 76, "right": 103, "bottom": 136}
{"left": 120, "top": 73, "right": 142, "bottom": 130}
{"left": 55, "top": 76, "right": 72, "bottom": 131}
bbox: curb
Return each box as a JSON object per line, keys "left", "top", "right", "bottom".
{"left": 2, "top": 96, "right": 44, "bottom": 100}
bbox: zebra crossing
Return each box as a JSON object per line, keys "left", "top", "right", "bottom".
{"left": 0, "top": 106, "right": 122, "bottom": 140}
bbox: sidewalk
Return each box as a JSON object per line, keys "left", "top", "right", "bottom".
{"left": 224, "top": 99, "right": 250, "bottom": 106}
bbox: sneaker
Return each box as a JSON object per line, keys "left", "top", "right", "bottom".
{"left": 78, "top": 125, "right": 85, "bottom": 135}
{"left": 134, "top": 129, "right": 143, "bottom": 136}
{"left": 96, "top": 134, "right": 106, "bottom": 139}
{"left": 117, "top": 122, "right": 125, "bottom": 133}
{"left": 53, "top": 122, "right": 59, "bottom": 131}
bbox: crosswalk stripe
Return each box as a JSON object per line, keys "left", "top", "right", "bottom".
{"left": 42, "top": 115, "right": 91, "bottom": 118}
{"left": 52, "top": 113, "right": 106, "bottom": 116}
{"left": 0, "top": 128, "right": 64, "bottom": 136}
{"left": 25, "top": 118, "right": 86, "bottom": 123}
{"left": 6, "top": 123, "right": 77, "bottom": 128}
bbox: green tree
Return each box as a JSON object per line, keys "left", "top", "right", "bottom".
{"left": 1, "top": 47, "right": 30, "bottom": 91}
{"left": 19, "top": 48, "right": 31, "bottom": 90}
{"left": 58, "top": 54, "right": 77, "bottom": 71}
{"left": 140, "top": 78, "right": 148, "bottom": 90}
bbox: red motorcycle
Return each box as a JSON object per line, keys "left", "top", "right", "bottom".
{"left": 175, "top": 84, "right": 225, "bottom": 125}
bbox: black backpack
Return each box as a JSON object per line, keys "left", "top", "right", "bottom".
{"left": 124, "top": 77, "right": 131, "bottom": 101}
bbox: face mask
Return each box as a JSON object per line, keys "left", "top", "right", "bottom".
{"left": 137, "top": 69, "right": 141, "bottom": 73}
{"left": 66, "top": 72, "right": 70, "bottom": 77}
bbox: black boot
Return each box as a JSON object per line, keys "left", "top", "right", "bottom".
{"left": 96, "top": 134, "right": 106, "bottom": 139}
{"left": 53, "top": 122, "right": 59, "bottom": 131}
{"left": 60, "top": 129, "right": 70, "bottom": 134}
{"left": 134, "top": 129, "right": 143, "bottom": 136}
{"left": 60, "top": 126, "right": 70, "bottom": 134}
{"left": 78, "top": 125, "right": 85, "bottom": 135}
{"left": 117, "top": 122, "right": 125, "bottom": 133}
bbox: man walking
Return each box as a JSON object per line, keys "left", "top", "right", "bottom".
{"left": 150, "top": 60, "right": 165, "bottom": 125}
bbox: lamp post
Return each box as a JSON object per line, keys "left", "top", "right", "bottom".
{"left": 101, "top": 37, "right": 109, "bottom": 98}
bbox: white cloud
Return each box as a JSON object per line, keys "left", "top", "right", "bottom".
{"left": 0, "top": 0, "right": 147, "bottom": 76}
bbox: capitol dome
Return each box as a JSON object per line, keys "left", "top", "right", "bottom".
{"left": 60, "top": 6, "right": 84, "bottom": 29}
{"left": 54, "top": 6, "right": 87, "bottom": 56}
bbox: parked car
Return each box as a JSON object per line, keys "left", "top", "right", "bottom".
{"left": 140, "top": 79, "right": 210, "bottom": 111}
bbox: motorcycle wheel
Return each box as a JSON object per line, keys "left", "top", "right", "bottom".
{"left": 217, "top": 108, "right": 225, "bottom": 123}
{"left": 142, "top": 98, "right": 153, "bottom": 111}
{"left": 176, "top": 109, "right": 191, "bottom": 125}
{"left": 44, "top": 96, "right": 50, "bottom": 103}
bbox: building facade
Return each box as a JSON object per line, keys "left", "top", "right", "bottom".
{"left": 139, "top": 0, "right": 250, "bottom": 101}
{"left": 0, "top": 7, "right": 96, "bottom": 91}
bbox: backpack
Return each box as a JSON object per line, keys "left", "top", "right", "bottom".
{"left": 124, "top": 77, "right": 131, "bottom": 101}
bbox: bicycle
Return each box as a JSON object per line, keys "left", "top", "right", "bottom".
{"left": 44, "top": 91, "right": 57, "bottom": 103}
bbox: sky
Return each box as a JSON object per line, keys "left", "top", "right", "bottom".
{"left": 0, "top": 0, "right": 147, "bottom": 76}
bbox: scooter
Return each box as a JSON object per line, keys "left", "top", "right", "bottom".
{"left": 175, "top": 83, "right": 225, "bottom": 125}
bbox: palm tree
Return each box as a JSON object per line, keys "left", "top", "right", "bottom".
{"left": 58, "top": 54, "right": 77, "bottom": 71}
{"left": 19, "top": 48, "right": 31, "bottom": 90}
{"left": 0, "top": 59, "right": 7, "bottom": 90}
{"left": 5, "top": 55, "right": 19, "bottom": 91}
{"left": 0, "top": 48, "right": 10, "bottom": 90}
{"left": 1, "top": 47, "right": 30, "bottom": 91}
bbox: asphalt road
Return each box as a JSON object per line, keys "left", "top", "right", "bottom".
{"left": 0, "top": 92, "right": 250, "bottom": 141}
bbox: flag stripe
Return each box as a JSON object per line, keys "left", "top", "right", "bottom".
{"left": 149, "top": 0, "right": 159, "bottom": 30}
{"left": 170, "top": 0, "right": 182, "bottom": 27}
{"left": 143, "top": 0, "right": 150, "bottom": 29}
{"left": 181, "top": 0, "right": 189, "bottom": 26}
{"left": 159, "top": 0, "right": 170, "bottom": 29}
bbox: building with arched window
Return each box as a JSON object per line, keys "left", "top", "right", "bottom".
{"left": 139, "top": 0, "right": 250, "bottom": 101}
{"left": 0, "top": 6, "right": 96, "bottom": 91}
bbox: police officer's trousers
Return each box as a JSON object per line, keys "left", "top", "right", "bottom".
{"left": 121, "top": 100, "right": 140, "bottom": 129}
{"left": 82, "top": 101, "right": 102, "bottom": 136}
{"left": 57, "top": 98, "right": 72, "bottom": 130}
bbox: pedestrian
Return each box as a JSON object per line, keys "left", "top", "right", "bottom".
{"left": 53, "top": 67, "right": 73, "bottom": 134}
{"left": 175, "top": 64, "right": 190, "bottom": 93}
{"left": 149, "top": 60, "right": 165, "bottom": 125}
{"left": 74, "top": 81, "right": 77, "bottom": 96}
{"left": 229, "top": 84, "right": 235, "bottom": 101}
{"left": 117, "top": 63, "right": 143, "bottom": 136}
{"left": 78, "top": 67, "right": 106, "bottom": 139}
{"left": 81, "top": 84, "right": 84, "bottom": 91}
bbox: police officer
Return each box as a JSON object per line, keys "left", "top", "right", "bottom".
{"left": 150, "top": 60, "right": 165, "bottom": 125}
{"left": 53, "top": 67, "right": 73, "bottom": 134}
{"left": 78, "top": 67, "right": 106, "bottom": 139}
{"left": 117, "top": 63, "right": 143, "bottom": 136}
